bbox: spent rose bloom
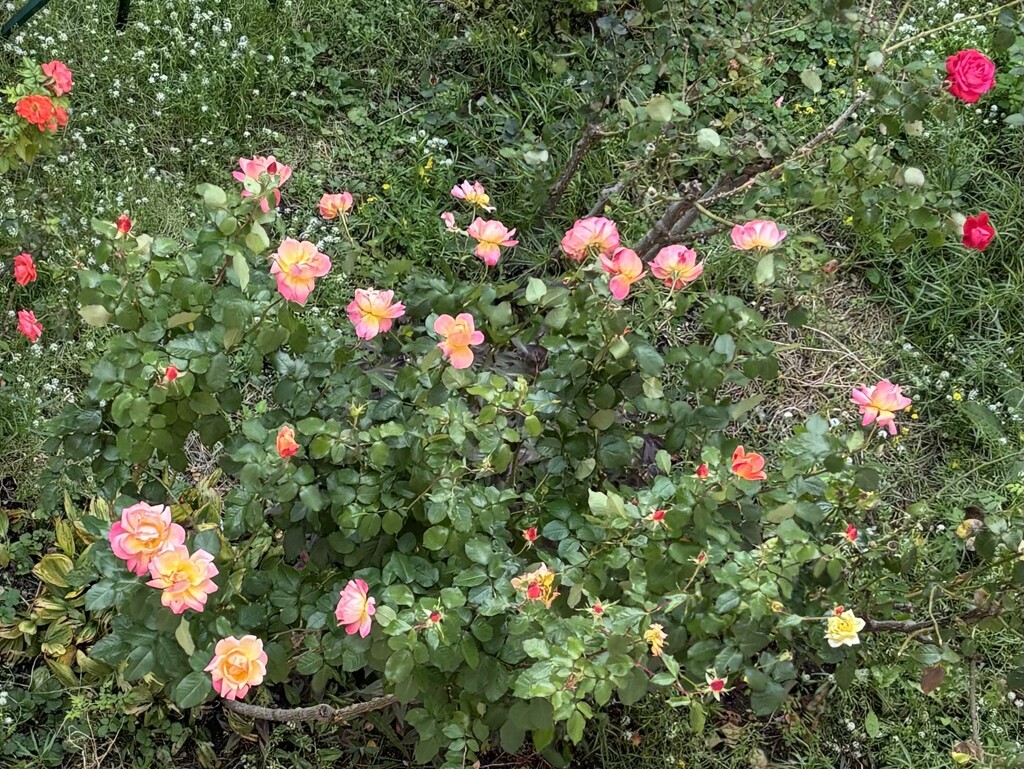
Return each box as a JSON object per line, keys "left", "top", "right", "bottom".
{"left": 41, "top": 60, "right": 73, "bottom": 96}
{"left": 15, "top": 95, "right": 57, "bottom": 131}
{"left": 962, "top": 212, "right": 995, "bottom": 251}
{"left": 109, "top": 501, "right": 186, "bottom": 576}
{"left": 560, "top": 216, "right": 620, "bottom": 261}
{"left": 269, "top": 238, "right": 331, "bottom": 305}
{"left": 825, "top": 608, "right": 866, "bottom": 648}
{"left": 946, "top": 49, "right": 996, "bottom": 103}
{"left": 706, "top": 670, "right": 729, "bottom": 701}
{"left": 335, "top": 578, "right": 376, "bottom": 638}
{"left": 233, "top": 155, "right": 292, "bottom": 212}
{"left": 511, "top": 564, "right": 559, "bottom": 608}
{"left": 466, "top": 218, "right": 518, "bottom": 267}
{"left": 648, "top": 245, "right": 704, "bottom": 289}
{"left": 599, "top": 247, "right": 647, "bottom": 300}
{"left": 451, "top": 180, "right": 495, "bottom": 211}
{"left": 13, "top": 253, "right": 37, "bottom": 286}
{"left": 346, "top": 288, "right": 405, "bottom": 340}
{"left": 644, "top": 623, "right": 667, "bottom": 656}
{"left": 276, "top": 425, "right": 299, "bottom": 458}
{"left": 731, "top": 445, "right": 767, "bottom": 481}
{"left": 434, "top": 313, "right": 485, "bottom": 369}
{"left": 146, "top": 546, "right": 219, "bottom": 614}
{"left": 851, "top": 379, "right": 912, "bottom": 435}
{"left": 205, "top": 635, "right": 268, "bottom": 700}
{"left": 440, "top": 211, "right": 459, "bottom": 232}
{"left": 730, "top": 220, "right": 787, "bottom": 251}
{"left": 17, "top": 310, "right": 43, "bottom": 343}
{"left": 319, "top": 192, "right": 353, "bottom": 219}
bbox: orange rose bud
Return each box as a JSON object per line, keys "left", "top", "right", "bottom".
{"left": 276, "top": 425, "right": 299, "bottom": 458}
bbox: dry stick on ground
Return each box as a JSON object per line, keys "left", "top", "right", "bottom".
{"left": 222, "top": 694, "right": 399, "bottom": 723}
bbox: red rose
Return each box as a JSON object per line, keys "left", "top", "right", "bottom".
{"left": 15, "top": 95, "right": 55, "bottom": 130}
{"left": 13, "top": 253, "right": 37, "bottom": 286}
{"left": 962, "top": 212, "right": 995, "bottom": 251}
{"left": 116, "top": 214, "right": 133, "bottom": 235}
{"left": 946, "top": 49, "right": 996, "bottom": 103}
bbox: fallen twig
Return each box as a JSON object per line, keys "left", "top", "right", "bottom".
{"left": 222, "top": 694, "right": 399, "bottom": 724}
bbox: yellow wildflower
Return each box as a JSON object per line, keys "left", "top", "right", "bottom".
{"left": 952, "top": 391, "right": 963, "bottom": 401}
{"left": 828, "top": 58, "right": 837, "bottom": 67}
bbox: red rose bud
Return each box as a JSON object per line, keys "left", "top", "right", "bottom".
{"left": 164, "top": 365, "right": 179, "bottom": 383}
{"left": 844, "top": 524, "right": 858, "bottom": 543}
{"left": 523, "top": 527, "right": 538, "bottom": 543}
{"left": 962, "top": 212, "right": 995, "bottom": 251}
{"left": 592, "top": 602, "right": 604, "bottom": 615}
{"left": 696, "top": 463, "right": 709, "bottom": 479}
{"left": 428, "top": 611, "right": 443, "bottom": 623}
{"left": 116, "top": 214, "right": 133, "bottom": 236}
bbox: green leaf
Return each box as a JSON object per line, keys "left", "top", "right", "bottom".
{"left": 233, "top": 252, "right": 250, "bottom": 291}
{"left": 647, "top": 94, "right": 673, "bottom": 122}
{"left": 754, "top": 252, "right": 775, "bottom": 285}
{"left": 79, "top": 304, "right": 112, "bottom": 327}
{"left": 566, "top": 710, "right": 585, "bottom": 744}
{"left": 464, "top": 538, "right": 493, "bottom": 565}
{"left": 173, "top": 671, "right": 214, "bottom": 709}
{"left": 864, "top": 710, "right": 880, "bottom": 739}
{"left": 696, "top": 127, "right": 721, "bottom": 150}
{"left": 385, "top": 649, "right": 414, "bottom": 682}
{"left": 525, "top": 278, "right": 547, "bottom": 304}
{"left": 800, "top": 68, "right": 822, "bottom": 93}
{"left": 246, "top": 222, "right": 271, "bottom": 254}
{"left": 197, "top": 183, "right": 227, "bottom": 207}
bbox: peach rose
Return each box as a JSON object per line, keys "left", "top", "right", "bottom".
{"left": 346, "top": 288, "right": 405, "bottom": 340}
{"left": 433, "top": 313, "right": 485, "bottom": 369}
{"left": 233, "top": 155, "right": 292, "bottom": 212}
{"left": 109, "top": 501, "right": 186, "bottom": 576}
{"left": 319, "top": 192, "right": 353, "bottom": 219}
{"left": 146, "top": 545, "right": 219, "bottom": 614}
{"left": 269, "top": 238, "right": 331, "bottom": 305}
{"left": 648, "top": 245, "right": 704, "bottom": 289}
{"left": 731, "top": 446, "right": 767, "bottom": 481}
{"left": 599, "top": 246, "right": 647, "bottom": 300}
{"left": 335, "top": 578, "right": 377, "bottom": 638}
{"left": 204, "top": 635, "right": 268, "bottom": 700}
{"left": 466, "top": 218, "right": 518, "bottom": 267}
{"left": 560, "top": 217, "right": 620, "bottom": 261}
{"left": 13, "top": 253, "right": 36, "bottom": 286}
{"left": 730, "top": 220, "right": 787, "bottom": 251}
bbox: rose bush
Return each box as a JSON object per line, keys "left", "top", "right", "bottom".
{"left": 36, "top": 146, "right": 1021, "bottom": 767}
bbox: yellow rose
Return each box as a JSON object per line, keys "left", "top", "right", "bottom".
{"left": 825, "top": 609, "right": 866, "bottom": 647}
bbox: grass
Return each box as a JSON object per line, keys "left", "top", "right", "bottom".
{"left": 2, "top": 0, "right": 1024, "bottom": 766}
